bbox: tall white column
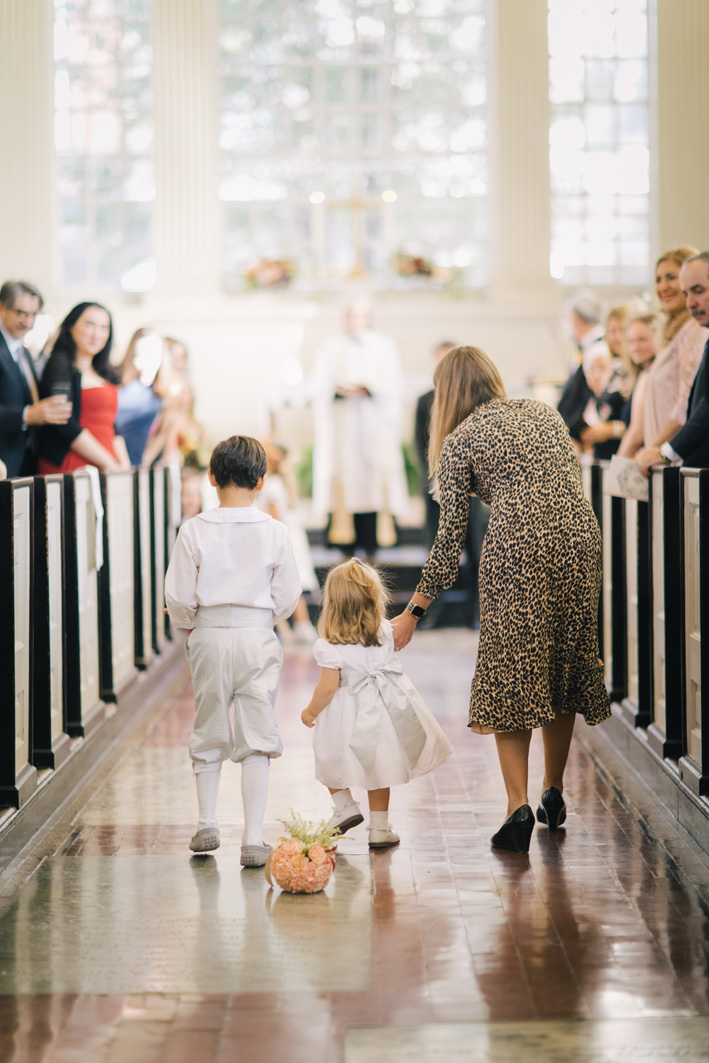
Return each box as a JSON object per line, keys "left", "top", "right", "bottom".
{"left": 0, "top": 0, "right": 56, "bottom": 295}
{"left": 152, "top": 0, "right": 221, "bottom": 295}
{"left": 490, "top": 0, "right": 554, "bottom": 294}
{"left": 655, "top": 0, "right": 709, "bottom": 254}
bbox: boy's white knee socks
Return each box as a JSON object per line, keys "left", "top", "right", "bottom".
{"left": 241, "top": 754, "right": 270, "bottom": 846}
{"left": 195, "top": 767, "right": 221, "bottom": 830}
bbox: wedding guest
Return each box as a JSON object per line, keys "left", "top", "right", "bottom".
{"left": 575, "top": 347, "right": 626, "bottom": 460}
{"left": 392, "top": 346, "right": 610, "bottom": 854}
{"left": 638, "top": 251, "right": 709, "bottom": 474}
{"left": 254, "top": 441, "right": 318, "bottom": 646}
{"left": 557, "top": 289, "right": 606, "bottom": 430}
{"left": 0, "top": 280, "right": 71, "bottom": 477}
{"left": 618, "top": 246, "right": 705, "bottom": 460}
{"left": 415, "top": 338, "right": 483, "bottom": 627}
{"left": 37, "top": 302, "right": 129, "bottom": 474}
{"left": 116, "top": 328, "right": 169, "bottom": 466}
{"left": 616, "top": 314, "right": 658, "bottom": 461}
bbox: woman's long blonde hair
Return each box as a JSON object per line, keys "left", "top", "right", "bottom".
{"left": 428, "top": 345, "right": 506, "bottom": 476}
{"left": 656, "top": 245, "right": 698, "bottom": 344}
{"left": 318, "top": 559, "right": 389, "bottom": 647}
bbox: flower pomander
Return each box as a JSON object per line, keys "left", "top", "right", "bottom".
{"left": 265, "top": 813, "right": 339, "bottom": 894}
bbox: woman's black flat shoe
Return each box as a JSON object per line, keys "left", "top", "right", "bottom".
{"left": 491, "top": 805, "right": 534, "bottom": 853}
{"left": 536, "top": 786, "right": 567, "bottom": 831}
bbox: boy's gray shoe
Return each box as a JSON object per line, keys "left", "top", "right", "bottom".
{"left": 189, "top": 827, "right": 220, "bottom": 853}
{"left": 241, "top": 843, "right": 272, "bottom": 868}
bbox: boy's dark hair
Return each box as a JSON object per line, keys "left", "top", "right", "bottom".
{"left": 209, "top": 436, "right": 267, "bottom": 489}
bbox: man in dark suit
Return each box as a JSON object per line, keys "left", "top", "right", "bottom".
{"left": 0, "top": 280, "right": 71, "bottom": 477}
{"left": 414, "top": 340, "right": 485, "bottom": 627}
{"left": 638, "top": 252, "right": 709, "bottom": 475}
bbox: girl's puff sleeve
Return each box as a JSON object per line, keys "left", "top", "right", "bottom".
{"left": 165, "top": 523, "right": 199, "bottom": 628}
{"left": 313, "top": 639, "right": 342, "bottom": 670}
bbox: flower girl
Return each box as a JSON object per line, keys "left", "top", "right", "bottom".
{"left": 301, "top": 558, "right": 453, "bottom": 847}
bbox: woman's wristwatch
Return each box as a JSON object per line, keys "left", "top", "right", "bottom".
{"left": 406, "top": 601, "right": 427, "bottom": 620}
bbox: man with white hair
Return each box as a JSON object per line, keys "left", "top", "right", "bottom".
{"left": 557, "top": 289, "right": 608, "bottom": 431}
{"left": 308, "top": 300, "right": 408, "bottom": 556}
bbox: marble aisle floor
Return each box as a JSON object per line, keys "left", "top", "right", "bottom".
{"left": 0, "top": 629, "right": 708, "bottom": 1062}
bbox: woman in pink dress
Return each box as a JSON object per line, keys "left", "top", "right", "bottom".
{"left": 619, "top": 245, "right": 707, "bottom": 461}
{"left": 37, "top": 302, "right": 130, "bottom": 474}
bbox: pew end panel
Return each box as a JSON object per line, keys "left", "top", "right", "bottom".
{"left": 0, "top": 479, "right": 38, "bottom": 808}
{"left": 648, "top": 466, "right": 685, "bottom": 760}
{"left": 678, "top": 469, "right": 709, "bottom": 797}
{"left": 133, "top": 469, "right": 154, "bottom": 670}
{"left": 62, "top": 472, "right": 106, "bottom": 739}
{"left": 98, "top": 471, "right": 138, "bottom": 703}
{"left": 32, "top": 475, "right": 71, "bottom": 770}
{"left": 600, "top": 464, "right": 628, "bottom": 703}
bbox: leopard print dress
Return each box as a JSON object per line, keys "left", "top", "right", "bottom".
{"left": 417, "top": 399, "right": 610, "bottom": 733}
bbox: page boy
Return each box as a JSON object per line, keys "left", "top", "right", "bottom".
{"left": 165, "top": 435, "right": 301, "bottom": 866}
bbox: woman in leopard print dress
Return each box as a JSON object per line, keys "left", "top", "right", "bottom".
{"left": 393, "top": 346, "right": 610, "bottom": 853}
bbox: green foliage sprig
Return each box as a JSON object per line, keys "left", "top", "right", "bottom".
{"left": 278, "top": 811, "right": 341, "bottom": 856}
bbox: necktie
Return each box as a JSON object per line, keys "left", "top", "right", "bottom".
{"left": 16, "top": 346, "right": 39, "bottom": 405}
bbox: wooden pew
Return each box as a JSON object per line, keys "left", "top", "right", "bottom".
{"left": 679, "top": 468, "right": 709, "bottom": 796}
{"left": 133, "top": 469, "right": 154, "bottom": 670}
{"left": 98, "top": 471, "right": 137, "bottom": 702}
{"left": 0, "top": 478, "right": 37, "bottom": 807}
{"left": 32, "top": 475, "right": 71, "bottom": 769}
{"left": 648, "top": 466, "right": 684, "bottom": 759}
{"left": 63, "top": 470, "right": 105, "bottom": 737}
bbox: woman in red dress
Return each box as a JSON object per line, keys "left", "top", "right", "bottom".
{"left": 38, "top": 302, "right": 130, "bottom": 473}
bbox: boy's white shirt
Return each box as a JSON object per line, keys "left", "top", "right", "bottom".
{"left": 165, "top": 505, "right": 301, "bottom": 628}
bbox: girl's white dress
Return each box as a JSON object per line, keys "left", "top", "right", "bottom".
{"left": 312, "top": 620, "right": 453, "bottom": 789}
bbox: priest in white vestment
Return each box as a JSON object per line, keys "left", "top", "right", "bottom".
{"left": 308, "top": 303, "right": 409, "bottom": 555}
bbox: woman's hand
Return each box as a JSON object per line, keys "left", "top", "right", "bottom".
{"left": 391, "top": 610, "right": 418, "bottom": 651}
{"left": 301, "top": 708, "right": 317, "bottom": 728}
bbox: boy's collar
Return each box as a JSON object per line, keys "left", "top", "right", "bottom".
{"left": 196, "top": 507, "right": 270, "bottom": 523}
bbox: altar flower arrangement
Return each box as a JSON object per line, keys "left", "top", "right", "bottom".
{"left": 396, "top": 252, "right": 434, "bottom": 278}
{"left": 395, "top": 252, "right": 459, "bottom": 289}
{"left": 244, "top": 257, "right": 295, "bottom": 289}
{"left": 265, "top": 812, "right": 339, "bottom": 894}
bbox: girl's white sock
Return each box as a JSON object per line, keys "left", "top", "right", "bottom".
{"left": 332, "top": 788, "right": 355, "bottom": 812}
{"left": 195, "top": 768, "right": 221, "bottom": 830}
{"left": 369, "top": 811, "right": 390, "bottom": 830}
{"left": 241, "top": 754, "right": 270, "bottom": 846}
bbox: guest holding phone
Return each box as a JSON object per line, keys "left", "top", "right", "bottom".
{"left": 37, "top": 302, "right": 130, "bottom": 474}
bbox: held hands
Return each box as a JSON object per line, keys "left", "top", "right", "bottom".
{"left": 301, "top": 708, "right": 317, "bottom": 728}
{"left": 25, "top": 396, "right": 72, "bottom": 426}
{"left": 391, "top": 610, "right": 418, "bottom": 651}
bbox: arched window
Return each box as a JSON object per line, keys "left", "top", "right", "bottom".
{"left": 548, "top": 0, "right": 650, "bottom": 286}
{"left": 218, "top": 0, "right": 489, "bottom": 290}
{"left": 54, "top": 0, "right": 154, "bottom": 291}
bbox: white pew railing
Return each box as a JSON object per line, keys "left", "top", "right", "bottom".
{"left": 582, "top": 460, "right": 708, "bottom": 799}
{"left": 1, "top": 466, "right": 182, "bottom": 813}
{"left": 0, "top": 479, "right": 37, "bottom": 807}
{"left": 64, "top": 471, "right": 104, "bottom": 738}
{"left": 134, "top": 469, "right": 154, "bottom": 670}
{"left": 99, "top": 471, "right": 137, "bottom": 701}
{"left": 32, "top": 475, "right": 71, "bottom": 769}
{"left": 680, "top": 469, "right": 708, "bottom": 796}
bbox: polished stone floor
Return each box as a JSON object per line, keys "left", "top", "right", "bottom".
{"left": 1, "top": 629, "right": 708, "bottom": 1062}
